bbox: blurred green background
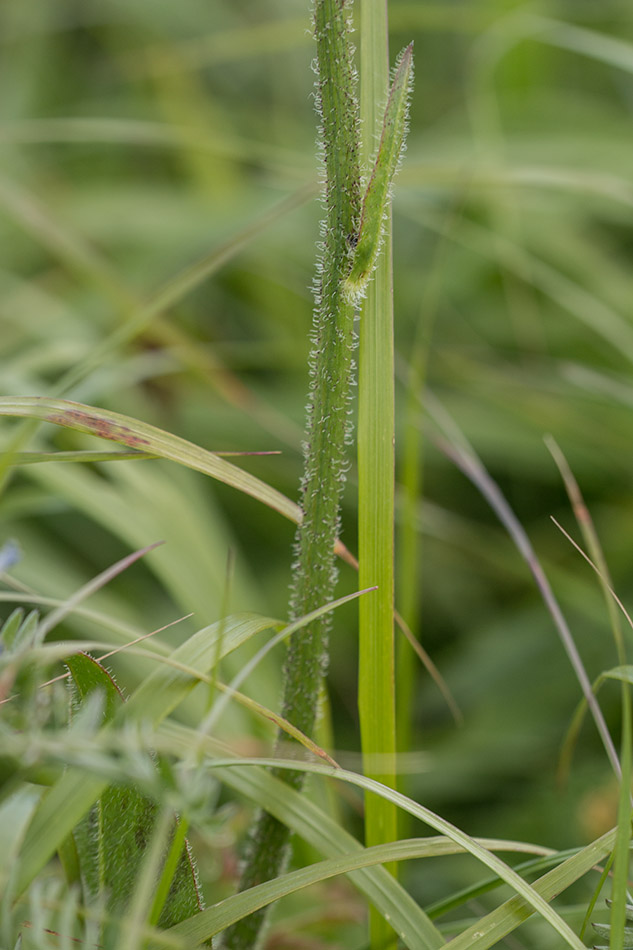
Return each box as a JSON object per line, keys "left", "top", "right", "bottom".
{"left": 2, "top": 0, "right": 633, "bottom": 941}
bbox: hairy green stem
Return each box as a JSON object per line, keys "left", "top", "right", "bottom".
{"left": 220, "top": 3, "right": 412, "bottom": 945}
{"left": 219, "top": 2, "right": 361, "bottom": 946}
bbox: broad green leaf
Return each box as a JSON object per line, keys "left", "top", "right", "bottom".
{"left": 66, "top": 652, "right": 123, "bottom": 722}
{"left": 14, "top": 613, "right": 278, "bottom": 897}
{"left": 0, "top": 397, "right": 301, "bottom": 525}
{"left": 66, "top": 653, "right": 204, "bottom": 939}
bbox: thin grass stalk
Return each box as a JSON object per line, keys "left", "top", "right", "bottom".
{"left": 545, "top": 440, "right": 632, "bottom": 944}
{"left": 610, "top": 688, "right": 632, "bottom": 950}
{"left": 218, "top": 2, "right": 361, "bottom": 947}
{"left": 358, "top": 1, "right": 398, "bottom": 947}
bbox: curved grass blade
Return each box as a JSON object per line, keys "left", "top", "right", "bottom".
{"left": 0, "top": 180, "right": 313, "bottom": 494}
{"left": 426, "top": 395, "right": 620, "bottom": 778}
{"left": 15, "top": 585, "right": 369, "bottom": 895}
{"left": 142, "top": 653, "right": 339, "bottom": 768}
{"left": 161, "top": 722, "right": 446, "bottom": 950}
{"left": 201, "top": 586, "right": 377, "bottom": 735}
{"left": 38, "top": 541, "right": 163, "bottom": 640}
{"left": 160, "top": 837, "right": 552, "bottom": 947}
{"left": 0, "top": 397, "right": 301, "bottom": 524}
{"left": 0, "top": 788, "right": 41, "bottom": 901}
{"left": 5, "top": 449, "right": 279, "bottom": 466}
{"left": 537, "top": 17, "right": 633, "bottom": 75}
{"left": 545, "top": 440, "right": 632, "bottom": 945}
{"left": 206, "top": 758, "right": 588, "bottom": 950}
{"left": 445, "top": 826, "right": 616, "bottom": 950}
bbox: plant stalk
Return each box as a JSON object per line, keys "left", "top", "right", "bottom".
{"left": 358, "top": 1, "right": 399, "bottom": 948}
{"left": 219, "top": 2, "right": 361, "bottom": 946}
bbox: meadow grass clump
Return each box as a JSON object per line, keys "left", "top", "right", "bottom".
{"left": 1, "top": 0, "right": 633, "bottom": 948}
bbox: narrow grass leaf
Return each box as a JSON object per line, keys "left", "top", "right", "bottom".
{"left": 0, "top": 609, "right": 25, "bottom": 651}
{"left": 0, "top": 397, "right": 301, "bottom": 524}
{"left": 538, "top": 18, "right": 633, "bottom": 74}
{"left": 610, "top": 685, "right": 632, "bottom": 950}
{"left": 160, "top": 837, "right": 548, "bottom": 947}
{"left": 445, "top": 827, "right": 617, "bottom": 950}
{"left": 161, "top": 722, "right": 444, "bottom": 949}
{"left": 546, "top": 436, "right": 630, "bottom": 945}
{"left": 344, "top": 43, "right": 414, "bottom": 301}
{"left": 140, "top": 652, "right": 338, "bottom": 767}
{"left": 208, "top": 758, "right": 588, "bottom": 949}
{"left": 5, "top": 449, "right": 278, "bottom": 466}
{"left": 203, "top": 586, "right": 377, "bottom": 734}
{"left": 38, "top": 541, "right": 163, "bottom": 640}
{"left": 427, "top": 397, "right": 620, "bottom": 777}
{"left": 0, "top": 789, "right": 41, "bottom": 898}
{"left": 124, "top": 613, "right": 279, "bottom": 725}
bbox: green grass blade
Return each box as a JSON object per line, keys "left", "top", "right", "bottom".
{"left": 5, "top": 449, "right": 276, "bottom": 466}
{"left": 38, "top": 541, "right": 163, "bottom": 640}
{"left": 538, "top": 18, "right": 633, "bottom": 74}
{"left": 358, "top": 3, "right": 404, "bottom": 947}
{"left": 445, "top": 828, "right": 617, "bottom": 949}
{"left": 10, "top": 588, "right": 365, "bottom": 901}
{"left": 208, "top": 758, "right": 589, "bottom": 950}
{"left": 163, "top": 837, "right": 533, "bottom": 947}
{"left": 545, "top": 439, "right": 631, "bottom": 946}
{"left": 0, "top": 397, "right": 301, "bottom": 524}
{"left": 609, "top": 685, "right": 632, "bottom": 950}
{"left": 161, "top": 722, "right": 444, "bottom": 949}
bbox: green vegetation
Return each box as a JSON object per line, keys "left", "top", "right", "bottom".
{"left": 1, "top": 1, "right": 633, "bottom": 948}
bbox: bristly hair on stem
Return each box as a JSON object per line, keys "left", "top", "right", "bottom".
{"left": 218, "top": 4, "right": 361, "bottom": 943}
{"left": 218, "top": 1, "right": 413, "bottom": 947}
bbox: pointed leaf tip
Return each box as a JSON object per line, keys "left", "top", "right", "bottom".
{"left": 343, "top": 41, "right": 414, "bottom": 302}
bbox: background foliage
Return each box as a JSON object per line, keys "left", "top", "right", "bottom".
{"left": 2, "top": 0, "right": 633, "bottom": 946}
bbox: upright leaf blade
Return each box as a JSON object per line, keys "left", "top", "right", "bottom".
{"left": 66, "top": 653, "right": 205, "bottom": 941}
{"left": 344, "top": 43, "right": 414, "bottom": 301}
